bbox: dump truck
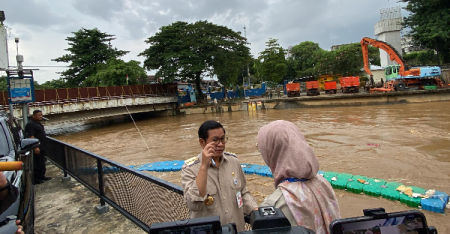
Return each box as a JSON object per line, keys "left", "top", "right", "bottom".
{"left": 286, "top": 82, "right": 300, "bottom": 97}
{"left": 306, "top": 81, "right": 320, "bottom": 96}
{"left": 324, "top": 81, "right": 337, "bottom": 94}
{"left": 340, "top": 76, "right": 360, "bottom": 93}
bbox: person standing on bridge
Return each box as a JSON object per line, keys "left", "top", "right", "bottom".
{"left": 25, "top": 110, "right": 51, "bottom": 184}
{"left": 181, "top": 120, "right": 258, "bottom": 232}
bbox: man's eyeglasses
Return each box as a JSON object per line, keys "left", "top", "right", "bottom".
{"left": 210, "top": 137, "right": 228, "bottom": 145}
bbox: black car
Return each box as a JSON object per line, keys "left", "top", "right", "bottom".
{"left": 0, "top": 112, "right": 39, "bottom": 234}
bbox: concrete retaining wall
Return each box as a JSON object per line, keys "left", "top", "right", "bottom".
{"left": 179, "top": 89, "right": 450, "bottom": 114}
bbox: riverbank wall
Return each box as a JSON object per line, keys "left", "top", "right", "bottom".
{"left": 179, "top": 89, "right": 450, "bottom": 115}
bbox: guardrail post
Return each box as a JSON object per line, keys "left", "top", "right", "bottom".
{"left": 95, "top": 158, "right": 109, "bottom": 214}
{"left": 61, "top": 145, "right": 71, "bottom": 182}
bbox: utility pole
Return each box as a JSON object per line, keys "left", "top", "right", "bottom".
{"left": 15, "top": 37, "right": 29, "bottom": 126}
{"left": 244, "top": 25, "right": 250, "bottom": 88}
{"left": 3, "top": 12, "right": 36, "bottom": 127}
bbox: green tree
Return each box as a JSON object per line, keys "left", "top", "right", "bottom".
{"left": 83, "top": 58, "right": 148, "bottom": 87}
{"left": 33, "top": 79, "right": 68, "bottom": 90}
{"left": 401, "top": 0, "right": 450, "bottom": 64}
{"left": 284, "top": 57, "right": 297, "bottom": 81}
{"left": 139, "top": 21, "right": 250, "bottom": 101}
{"left": 316, "top": 43, "right": 380, "bottom": 77}
{"left": 289, "top": 41, "right": 324, "bottom": 78}
{"left": 53, "top": 28, "right": 129, "bottom": 87}
{"left": 0, "top": 76, "right": 7, "bottom": 92}
{"left": 403, "top": 50, "right": 436, "bottom": 66}
{"left": 259, "top": 39, "right": 287, "bottom": 83}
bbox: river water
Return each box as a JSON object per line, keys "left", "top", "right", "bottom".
{"left": 55, "top": 101, "right": 450, "bottom": 232}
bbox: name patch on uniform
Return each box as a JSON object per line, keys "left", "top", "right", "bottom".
{"left": 236, "top": 191, "right": 243, "bottom": 208}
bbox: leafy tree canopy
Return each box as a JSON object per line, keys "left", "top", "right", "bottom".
{"left": 34, "top": 79, "right": 68, "bottom": 90}
{"left": 401, "top": 0, "right": 450, "bottom": 63}
{"left": 139, "top": 21, "right": 250, "bottom": 100}
{"left": 403, "top": 50, "right": 436, "bottom": 66}
{"left": 84, "top": 58, "right": 148, "bottom": 87}
{"left": 0, "top": 76, "right": 7, "bottom": 92}
{"left": 286, "top": 42, "right": 380, "bottom": 79}
{"left": 316, "top": 43, "right": 380, "bottom": 77}
{"left": 259, "top": 38, "right": 287, "bottom": 83}
{"left": 53, "top": 28, "right": 129, "bottom": 87}
{"left": 289, "top": 41, "right": 324, "bottom": 77}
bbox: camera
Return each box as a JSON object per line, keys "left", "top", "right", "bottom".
{"left": 329, "top": 207, "right": 437, "bottom": 234}
{"left": 149, "top": 207, "right": 437, "bottom": 234}
{"left": 149, "top": 207, "right": 314, "bottom": 234}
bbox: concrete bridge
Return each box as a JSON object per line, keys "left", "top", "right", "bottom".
{"left": 0, "top": 84, "right": 178, "bottom": 124}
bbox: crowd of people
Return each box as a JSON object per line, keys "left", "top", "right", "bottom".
{"left": 181, "top": 120, "right": 341, "bottom": 233}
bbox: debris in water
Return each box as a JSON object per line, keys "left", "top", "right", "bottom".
{"left": 357, "top": 179, "right": 366, "bottom": 184}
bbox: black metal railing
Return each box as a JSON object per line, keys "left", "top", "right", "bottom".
{"left": 45, "top": 137, "right": 189, "bottom": 232}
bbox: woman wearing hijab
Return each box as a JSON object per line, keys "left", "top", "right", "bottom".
{"left": 258, "top": 120, "right": 341, "bottom": 234}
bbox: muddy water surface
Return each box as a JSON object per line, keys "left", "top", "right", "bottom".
{"left": 55, "top": 101, "right": 450, "bottom": 232}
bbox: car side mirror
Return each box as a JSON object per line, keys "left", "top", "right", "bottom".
{"left": 18, "top": 138, "right": 40, "bottom": 154}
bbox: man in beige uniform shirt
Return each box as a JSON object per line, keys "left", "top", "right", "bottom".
{"left": 181, "top": 120, "right": 258, "bottom": 232}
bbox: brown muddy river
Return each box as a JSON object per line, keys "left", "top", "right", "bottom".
{"left": 55, "top": 101, "right": 450, "bottom": 232}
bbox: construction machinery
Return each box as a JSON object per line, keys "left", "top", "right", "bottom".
{"left": 306, "top": 81, "right": 320, "bottom": 96}
{"left": 340, "top": 76, "right": 360, "bottom": 93}
{"left": 285, "top": 82, "right": 300, "bottom": 97}
{"left": 324, "top": 81, "right": 337, "bottom": 94}
{"left": 361, "top": 37, "right": 443, "bottom": 92}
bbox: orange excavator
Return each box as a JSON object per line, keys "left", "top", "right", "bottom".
{"left": 361, "top": 37, "right": 443, "bottom": 92}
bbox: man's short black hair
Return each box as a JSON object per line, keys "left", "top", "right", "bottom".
{"left": 198, "top": 120, "right": 226, "bottom": 140}
{"left": 33, "top": 110, "right": 42, "bottom": 115}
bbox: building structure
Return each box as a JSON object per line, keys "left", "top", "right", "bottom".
{"left": 374, "top": 6, "right": 402, "bottom": 68}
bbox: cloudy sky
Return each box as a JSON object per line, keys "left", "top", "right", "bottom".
{"left": 1, "top": 0, "right": 406, "bottom": 84}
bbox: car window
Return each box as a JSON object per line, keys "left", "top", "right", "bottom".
{"left": 0, "top": 124, "right": 10, "bottom": 156}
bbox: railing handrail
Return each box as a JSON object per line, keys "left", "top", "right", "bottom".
{"left": 47, "top": 136, "right": 183, "bottom": 194}
{"left": 45, "top": 136, "right": 188, "bottom": 232}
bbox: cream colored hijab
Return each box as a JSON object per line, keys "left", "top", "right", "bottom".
{"left": 257, "top": 120, "right": 319, "bottom": 187}
{"left": 257, "top": 120, "right": 341, "bottom": 234}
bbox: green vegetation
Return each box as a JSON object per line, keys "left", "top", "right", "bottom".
{"left": 139, "top": 21, "right": 250, "bottom": 100}
{"left": 401, "top": 0, "right": 450, "bottom": 64}
{"left": 258, "top": 39, "right": 287, "bottom": 83}
{"left": 316, "top": 43, "right": 380, "bottom": 77}
{"left": 403, "top": 50, "right": 437, "bottom": 66}
{"left": 84, "top": 58, "right": 148, "bottom": 87}
{"left": 0, "top": 76, "right": 7, "bottom": 92}
{"left": 289, "top": 41, "right": 324, "bottom": 78}
{"left": 53, "top": 28, "right": 129, "bottom": 87}
{"left": 286, "top": 42, "right": 380, "bottom": 79}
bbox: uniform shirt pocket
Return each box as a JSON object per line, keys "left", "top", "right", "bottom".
{"left": 229, "top": 177, "right": 242, "bottom": 191}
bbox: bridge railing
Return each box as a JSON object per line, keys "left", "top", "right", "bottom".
{"left": 0, "top": 84, "right": 178, "bottom": 108}
{"left": 45, "top": 137, "right": 189, "bottom": 232}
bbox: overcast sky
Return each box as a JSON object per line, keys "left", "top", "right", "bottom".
{"left": 1, "top": 0, "right": 406, "bottom": 84}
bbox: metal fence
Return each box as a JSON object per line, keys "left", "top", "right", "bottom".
{"left": 0, "top": 84, "right": 178, "bottom": 109}
{"left": 45, "top": 137, "right": 189, "bottom": 232}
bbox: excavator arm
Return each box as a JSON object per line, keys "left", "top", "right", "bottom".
{"left": 360, "top": 37, "right": 411, "bottom": 76}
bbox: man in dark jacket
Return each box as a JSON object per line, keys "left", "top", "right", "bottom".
{"left": 25, "top": 110, "right": 51, "bottom": 184}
